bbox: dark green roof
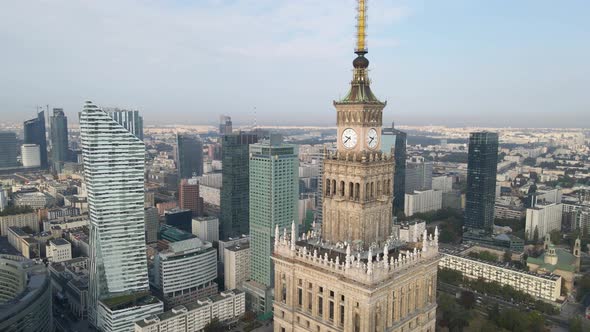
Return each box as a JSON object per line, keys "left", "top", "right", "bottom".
{"left": 527, "top": 248, "right": 576, "bottom": 272}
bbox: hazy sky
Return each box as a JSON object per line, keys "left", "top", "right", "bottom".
{"left": 1, "top": 0, "right": 588, "bottom": 127}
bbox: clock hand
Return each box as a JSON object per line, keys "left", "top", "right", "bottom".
{"left": 369, "top": 137, "right": 374, "bottom": 144}
{"left": 344, "top": 136, "right": 351, "bottom": 143}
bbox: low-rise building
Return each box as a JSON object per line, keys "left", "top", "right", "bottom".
{"left": 0, "top": 212, "right": 39, "bottom": 235}
{"left": 527, "top": 235, "right": 581, "bottom": 293}
{"left": 7, "top": 226, "right": 40, "bottom": 259}
{"left": 134, "top": 290, "right": 245, "bottom": 332}
{"left": 13, "top": 192, "right": 55, "bottom": 209}
{"left": 46, "top": 238, "right": 72, "bottom": 263}
{"left": 43, "top": 214, "right": 89, "bottom": 232}
{"left": 48, "top": 257, "right": 89, "bottom": 318}
{"left": 404, "top": 189, "right": 442, "bottom": 216}
{"left": 440, "top": 247, "right": 562, "bottom": 302}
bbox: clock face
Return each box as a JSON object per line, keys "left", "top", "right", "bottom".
{"left": 341, "top": 128, "right": 358, "bottom": 149}
{"left": 366, "top": 128, "right": 378, "bottom": 149}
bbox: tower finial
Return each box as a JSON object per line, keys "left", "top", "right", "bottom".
{"left": 356, "top": 0, "right": 367, "bottom": 54}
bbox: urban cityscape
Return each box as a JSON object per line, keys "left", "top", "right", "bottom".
{"left": 0, "top": 1, "right": 589, "bottom": 332}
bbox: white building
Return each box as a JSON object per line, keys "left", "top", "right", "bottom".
{"left": 134, "top": 290, "right": 246, "bottom": 332}
{"left": 150, "top": 237, "right": 218, "bottom": 308}
{"left": 224, "top": 242, "right": 250, "bottom": 290}
{"left": 396, "top": 220, "right": 426, "bottom": 243}
{"left": 46, "top": 238, "right": 72, "bottom": 263}
{"left": 525, "top": 203, "right": 563, "bottom": 239}
{"left": 432, "top": 175, "right": 453, "bottom": 193}
{"left": 536, "top": 189, "right": 563, "bottom": 204}
{"left": 404, "top": 190, "right": 442, "bottom": 216}
{"left": 440, "top": 249, "right": 562, "bottom": 302}
{"left": 13, "top": 192, "right": 56, "bottom": 209}
{"left": 0, "top": 190, "right": 7, "bottom": 211}
{"left": 191, "top": 216, "right": 219, "bottom": 243}
{"left": 21, "top": 144, "right": 41, "bottom": 168}
{"left": 217, "top": 236, "right": 250, "bottom": 264}
{"left": 405, "top": 157, "right": 433, "bottom": 194}
{"left": 80, "top": 101, "right": 162, "bottom": 330}
{"left": 0, "top": 212, "right": 39, "bottom": 236}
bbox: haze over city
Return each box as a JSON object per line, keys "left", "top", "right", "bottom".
{"left": 1, "top": 0, "right": 588, "bottom": 127}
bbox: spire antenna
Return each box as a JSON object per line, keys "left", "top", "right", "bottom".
{"left": 355, "top": 0, "right": 367, "bottom": 54}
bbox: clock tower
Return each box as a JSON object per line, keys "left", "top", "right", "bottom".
{"left": 323, "top": 0, "right": 394, "bottom": 248}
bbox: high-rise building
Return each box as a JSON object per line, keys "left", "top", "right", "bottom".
{"left": 220, "top": 133, "right": 258, "bottom": 239}
{"left": 164, "top": 208, "right": 193, "bottom": 233}
{"left": 405, "top": 156, "right": 433, "bottom": 194}
{"left": 525, "top": 202, "right": 563, "bottom": 240}
{"left": 23, "top": 110, "right": 48, "bottom": 168}
{"left": 106, "top": 108, "right": 144, "bottom": 140}
{"left": 382, "top": 122, "right": 407, "bottom": 215}
{"left": 80, "top": 101, "right": 162, "bottom": 331}
{"left": 219, "top": 115, "right": 233, "bottom": 135}
{"left": 21, "top": 144, "right": 41, "bottom": 168}
{"left": 0, "top": 132, "right": 18, "bottom": 168}
{"left": 273, "top": 2, "right": 440, "bottom": 331}
{"left": 50, "top": 108, "right": 69, "bottom": 170}
{"left": 176, "top": 134, "right": 203, "bottom": 179}
{"left": 464, "top": 132, "right": 499, "bottom": 233}
{"left": 248, "top": 135, "right": 298, "bottom": 312}
{"left": 179, "top": 178, "right": 204, "bottom": 217}
{"left": 145, "top": 207, "right": 159, "bottom": 244}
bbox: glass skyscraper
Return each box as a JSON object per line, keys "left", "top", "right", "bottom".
{"left": 0, "top": 132, "right": 18, "bottom": 168}
{"left": 220, "top": 133, "right": 258, "bottom": 239}
{"left": 23, "top": 111, "right": 48, "bottom": 168}
{"left": 176, "top": 134, "right": 203, "bottom": 179}
{"left": 80, "top": 101, "right": 162, "bottom": 331}
{"left": 106, "top": 108, "right": 144, "bottom": 140}
{"left": 249, "top": 135, "right": 298, "bottom": 288}
{"left": 464, "top": 131, "right": 499, "bottom": 233}
{"left": 382, "top": 123, "right": 407, "bottom": 215}
{"left": 50, "top": 108, "right": 69, "bottom": 169}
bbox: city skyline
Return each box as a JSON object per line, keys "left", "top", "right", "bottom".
{"left": 1, "top": 0, "right": 589, "bottom": 128}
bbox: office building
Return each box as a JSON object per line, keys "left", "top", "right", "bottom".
{"left": 0, "top": 190, "right": 7, "bottom": 212}
{"left": 23, "top": 110, "right": 48, "bottom": 168}
{"left": 0, "top": 131, "right": 18, "bottom": 168}
{"left": 525, "top": 202, "right": 563, "bottom": 240}
{"left": 107, "top": 108, "right": 144, "bottom": 140}
{"left": 464, "top": 132, "right": 499, "bottom": 233}
{"left": 0, "top": 212, "right": 39, "bottom": 236}
{"left": 178, "top": 178, "right": 204, "bottom": 217}
{"left": 21, "top": 144, "right": 41, "bottom": 168}
{"left": 164, "top": 208, "right": 193, "bottom": 233}
{"left": 405, "top": 156, "right": 433, "bottom": 194}
{"left": 382, "top": 123, "right": 407, "bottom": 214}
{"left": 145, "top": 207, "right": 159, "bottom": 244}
{"left": 80, "top": 101, "right": 162, "bottom": 331}
{"left": 46, "top": 238, "right": 72, "bottom": 263}
{"left": 224, "top": 241, "right": 250, "bottom": 290}
{"left": 404, "top": 190, "right": 443, "bottom": 217}
{"left": 150, "top": 237, "right": 218, "bottom": 309}
{"left": 48, "top": 257, "right": 90, "bottom": 319}
{"left": 220, "top": 133, "right": 258, "bottom": 239}
{"left": 274, "top": 4, "right": 439, "bottom": 331}
{"left": 218, "top": 236, "right": 250, "bottom": 264}
{"left": 219, "top": 115, "right": 233, "bottom": 135}
{"left": 13, "top": 192, "right": 56, "bottom": 209}
{"left": 0, "top": 255, "right": 53, "bottom": 331}
{"left": 50, "top": 108, "right": 69, "bottom": 169}
{"left": 191, "top": 216, "right": 219, "bottom": 243}
{"left": 134, "top": 290, "right": 245, "bottom": 332}
{"left": 432, "top": 175, "right": 453, "bottom": 193}
{"left": 176, "top": 134, "right": 203, "bottom": 179}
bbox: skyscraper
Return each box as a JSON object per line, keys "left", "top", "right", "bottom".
{"left": 382, "top": 122, "right": 407, "bottom": 215}
{"left": 219, "top": 115, "right": 233, "bottom": 135}
{"left": 80, "top": 101, "right": 162, "bottom": 331}
{"left": 23, "top": 110, "right": 48, "bottom": 168}
{"left": 273, "top": 2, "right": 440, "bottom": 331}
{"left": 179, "top": 178, "right": 204, "bottom": 217}
{"left": 464, "top": 131, "right": 499, "bottom": 233}
{"left": 247, "top": 135, "right": 298, "bottom": 312}
{"left": 405, "top": 156, "right": 433, "bottom": 194}
{"left": 176, "top": 134, "right": 203, "bottom": 179}
{"left": 219, "top": 133, "right": 258, "bottom": 239}
{"left": 50, "top": 108, "right": 69, "bottom": 169}
{"left": 0, "top": 132, "right": 18, "bottom": 168}
{"left": 107, "top": 108, "right": 144, "bottom": 140}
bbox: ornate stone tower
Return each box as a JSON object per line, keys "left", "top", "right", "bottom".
{"left": 322, "top": 0, "right": 393, "bottom": 248}
{"left": 272, "top": 2, "right": 440, "bottom": 332}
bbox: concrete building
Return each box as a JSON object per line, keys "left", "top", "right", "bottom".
{"left": 218, "top": 236, "right": 250, "bottom": 264}
{"left": 81, "top": 101, "right": 162, "bottom": 330}
{"left": 224, "top": 241, "right": 250, "bottom": 290}
{"left": 43, "top": 214, "right": 88, "bottom": 232}
{"left": 0, "top": 190, "right": 7, "bottom": 212}
{"left": 191, "top": 216, "right": 219, "bottom": 243}
{"left": 48, "top": 257, "right": 89, "bottom": 319}
{"left": 134, "top": 290, "right": 245, "bottom": 332}
{"left": 7, "top": 226, "right": 40, "bottom": 259}
{"left": 0, "top": 255, "right": 53, "bottom": 331}
{"left": 404, "top": 190, "right": 443, "bottom": 217}
{"left": 46, "top": 238, "right": 72, "bottom": 263}
{"left": 440, "top": 247, "right": 562, "bottom": 302}
{"left": 21, "top": 144, "right": 41, "bottom": 168}
{"left": 405, "top": 156, "right": 433, "bottom": 194}
{"left": 249, "top": 135, "right": 298, "bottom": 311}
{"left": 525, "top": 203, "right": 563, "bottom": 240}
{"left": 396, "top": 220, "right": 426, "bottom": 243}
{"left": 432, "top": 175, "right": 453, "bottom": 193}
{"left": 13, "top": 191, "right": 56, "bottom": 209}
{"left": 150, "top": 237, "right": 218, "bottom": 309}
{"left": 0, "top": 212, "right": 39, "bottom": 235}
{"left": 145, "top": 207, "right": 160, "bottom": 244}
{"left": 178, "top": 178, "right": 204, "bottom": 217}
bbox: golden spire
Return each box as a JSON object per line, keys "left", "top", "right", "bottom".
{"left": 356, "top": 0, "right": 367, "bottom": 54}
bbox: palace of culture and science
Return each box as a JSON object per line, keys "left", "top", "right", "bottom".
{"left": 272, "top": 1, "right": 440, "bottom": 331}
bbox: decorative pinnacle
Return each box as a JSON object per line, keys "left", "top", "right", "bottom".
{"left": 356, "top": 0, "right": 367, "bottom": 54}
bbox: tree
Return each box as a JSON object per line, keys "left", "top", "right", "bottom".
{"left": 204, "top": 318, "right": 224, "bottom": 332}
{"left": 523, "top": 157, "right": 536, "bottom": 166}
{"left": 569, "top": 316, "right": 584, "bottom": 332}
{"left": 528, "top": 311, "right": 545, "bottom": 332}
{"left": 459, "top": 291, "right": 475, "bottom": 309}
{"left": 503, "top": 250, "right": 512, "bottom": 262}
{"left": 549, "top": 229, "right": 561, "bottom": 245}
{"left": 533, "top": 226, "right": 539, "bottom": 243}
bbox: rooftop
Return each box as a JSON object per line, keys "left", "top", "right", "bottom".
{"left": 49, "top": 238, "right": 70, "bottom": 246}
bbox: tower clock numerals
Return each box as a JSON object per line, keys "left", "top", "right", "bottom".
{"left": 341, "top": 128, "right": 358, "bottom": 149}
{"left": 366, "top": 128, "right": 378, "bottom": 149}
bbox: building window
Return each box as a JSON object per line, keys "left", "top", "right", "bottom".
{"left": 318, "top": 296, "right": 323, "bottom": 316}
{"left": 298, "top": 288, "right": 303, "bottom": 308}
